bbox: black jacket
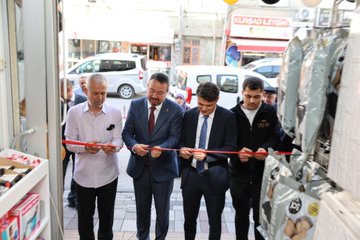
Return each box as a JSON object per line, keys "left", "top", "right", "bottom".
{"left": 180, "top": 106, "right": 238, "bottom": 194}
{"left": 229, "top": 101, "right": 281, "bottom": 184}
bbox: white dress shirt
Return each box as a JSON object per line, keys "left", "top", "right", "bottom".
{"left": 191, "top": 110, "right": 215, "bottom": 170}
{"left": 65, "top": 102, "right": 123, "bottom": 188}
{"left": 147, "top": 100, "right": 163, "bottom": 123}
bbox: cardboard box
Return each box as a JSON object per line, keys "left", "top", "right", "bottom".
{"left": 0, "top": 216, "right": 19, "bottom": 240}
{"left": 10, "top": 193, "right": 41, "bottom": 240}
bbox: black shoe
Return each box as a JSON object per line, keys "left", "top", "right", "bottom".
{"left": 68, "top": 201, "right": 77, "bottom": 209}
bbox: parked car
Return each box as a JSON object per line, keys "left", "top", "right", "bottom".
{"left": 169, "top": 65, "right": 273, "bottom": 109}
{"left": 242, "top": 58, "right": 281, "bottom": 87}
{"left": 65, "top": 53, "right": 148, "bottom": 99}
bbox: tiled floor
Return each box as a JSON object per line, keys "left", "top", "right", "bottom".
{"left": 62, "top": 149, "right": 255, "bottom": 239}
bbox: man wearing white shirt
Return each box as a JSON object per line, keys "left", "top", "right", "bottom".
{"left": 65, "top": 74, "right": 123, "bottom": 240}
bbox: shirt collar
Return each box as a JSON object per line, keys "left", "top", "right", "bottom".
{"left": 82, "top": 102, "right": 108, "bottom": 114}
{"left": 199, "top": 106, "right": 216, "bottom": 119}
{"left": 147, "top": 100, "right": 164, "bottom": 111}
{"left": 70, "top": 93, "right": 75, "bottom": 102}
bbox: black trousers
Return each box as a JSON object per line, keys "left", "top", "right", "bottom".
{"left": 133, "top": 166, "right": 173, "bottom": 240}
{"left": 62, "top": 147, "right": 77, "bottom": 204}
{"left": 230, "top": 178, "right": 264, "bottom": 240}
{"left": 75, "top": 178, "right": 118, "bottom": 240}
{"left": 182, "top": 168, "right": 225, "bottom": 240}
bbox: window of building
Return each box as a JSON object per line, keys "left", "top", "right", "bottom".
{"left": 183, "top": 39, "right": 200, "bottom": 65}
{"left": 149, "top": 46, "right": 171, "bottom": 61}
{"left": 82, "top": 40, "right": 96, "bottom": 58}
{"left": 131, "top": 44, "right": 148, "bottom": 55}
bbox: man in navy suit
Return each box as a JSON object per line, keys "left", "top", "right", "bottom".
{"left": 179, "top": 82, "right": 237, "bottom": 240}
{"left": 61, "top": 78, "right": 87, "bottom": 208}
{"left": 122, "top": 72, "right": 183, "bottom": 240}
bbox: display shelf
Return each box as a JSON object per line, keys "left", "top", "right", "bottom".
{"left": 0, "top": 149, "right": 51, "bottom": 239}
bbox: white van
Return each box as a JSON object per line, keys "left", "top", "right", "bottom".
{"left": 169, "top": 65, "right": 272, "bottom": 109}
{"left": 242, "top": 58, "right": 281, "bottom": 87}
{"left": 65, "top": 53, "right": 148, "bottom": 99}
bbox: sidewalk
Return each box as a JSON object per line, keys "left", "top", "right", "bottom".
{"left": 63, "top": 149, "right": 255, "bottom": 239}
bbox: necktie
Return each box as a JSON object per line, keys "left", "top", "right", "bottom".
{"left": 148, "top": 105, "right": 156, "bottom": 135}
{"left": 196, "top": 115, "right": 208, "bottom": 174}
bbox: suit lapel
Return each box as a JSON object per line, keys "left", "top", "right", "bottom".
{"left": 142, "top": 99, "right": 151, "bottom": 138}
{"left": 208, "top": 106, "right": 220, "bottom": 148}
{"left": 190, "top": 110, "right": 199, "bottom": 148}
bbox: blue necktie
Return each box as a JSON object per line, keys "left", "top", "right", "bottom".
{"left": 196, "top": 115, "right": 208, "bottom": 174}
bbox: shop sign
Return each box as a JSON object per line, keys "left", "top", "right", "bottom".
{"left": 230, "top": 15, "right": 292, "bottom": 40}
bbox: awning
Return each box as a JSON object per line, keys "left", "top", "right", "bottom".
{"left": 229, "top": 38, "right": 289, "bottom": 53}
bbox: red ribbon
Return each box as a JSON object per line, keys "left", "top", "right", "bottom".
{"left": 62, "top": 139, "right": 295, "bottom": 156}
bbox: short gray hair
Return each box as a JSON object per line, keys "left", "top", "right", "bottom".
{"left": 87, "top": 74, "right": 107, "bottom": 90}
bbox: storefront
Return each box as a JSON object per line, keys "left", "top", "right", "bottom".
{"left": 225, "top": 15, "right": 292, "bottom": 66}
{"left": 61, "top": 1, "right": 176, "bottom": 75}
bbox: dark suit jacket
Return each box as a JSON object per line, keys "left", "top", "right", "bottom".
{"left": 180, "top": 106, "right": 237, "bottom": 195}
{"left": 122, "top": 97, "right": 183, "bottom": 182}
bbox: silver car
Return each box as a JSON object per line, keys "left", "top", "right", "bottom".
{"left": 66, "top": 53, "right": 148, "bottom": 99}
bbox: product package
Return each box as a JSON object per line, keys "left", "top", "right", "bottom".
{"left": 277, "top": 36, "right": 303, "bottom": 138}
{"left": 269, "top": 176, "right": 320, "bottom": 240}
{"left": 0, "top": 216, "right": 19, "bottom": 240}
{"left": 259, "top": 151, "right": 293, "bottom": 238}
{"left": 10, "top": 193, "right": 41, "bottom": 240}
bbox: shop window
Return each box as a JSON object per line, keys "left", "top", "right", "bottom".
{"left": 68, "top": 39, "right": 81, "bottom": 67}
{"left": 82, "top": 40, "right": 96, "bottom": 58}
{"left": 97, "top": 41, "right": 122, "bottom": 53}
{"left": 97, "top": 41, "right": 110, "bottom": 53}
{"left": 131, "top": 44, "right": 147, "bottom": 55}
{"left": 150, "top": 46, "right": 171, "bottom": 61}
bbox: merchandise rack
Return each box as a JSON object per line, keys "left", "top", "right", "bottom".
{"left": 0, "top": 149, "right": 51, "bottom": 239}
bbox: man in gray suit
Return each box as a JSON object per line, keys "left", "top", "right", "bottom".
{"left": 122, "top": 72, "right": 183, "bottom": 240}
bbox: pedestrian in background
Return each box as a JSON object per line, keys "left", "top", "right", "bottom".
{"left": 60, "top": 78, "right": 87, "bottom": 209}
{"left": 122, "top": 73, "right": 183, "bottom": 240}
{"left": 179, "top": 82, "right": 237, "bottom": 240}
{"left": 175, "top": 93, "right": 190, "bottom": 111}
{"left": 65, "top": 74, "right": 123, "bottom": 240}
{"left": 229, "top": 77, "right": 280, "bottom": 240}
{"left": 74, "top": 75, "right": 88, "bottom": 97}
{"left": 263, "top": 86, "right": 277, "bottom": 107}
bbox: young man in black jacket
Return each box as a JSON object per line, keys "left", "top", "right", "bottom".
{"left": 229, "top": 77, "right": 281, "bottom": 240}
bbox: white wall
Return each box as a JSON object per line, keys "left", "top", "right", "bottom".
{"left": 0, "top": 1, "right": 11, "bottom": 149}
